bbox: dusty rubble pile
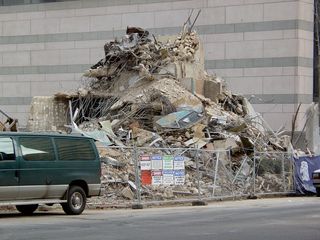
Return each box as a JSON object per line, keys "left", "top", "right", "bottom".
{"left": 52, "top": 27, "right": 292, "bottom": 205}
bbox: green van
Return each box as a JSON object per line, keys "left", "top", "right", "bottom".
{"left": 0, "top": 132, "right": 101, "bottom": 215}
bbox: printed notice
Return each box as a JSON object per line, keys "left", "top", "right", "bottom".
{"left": 163, "top": 155, "right": 174, "bottom": 170}
{"left": 152, "top": 170, "right": 163, "bottom": 185}
{"left": 174, "top": 156, "right": 185, "bottom": 170}
{"left": 174, "top": 169, "right": 185, "bottom": 185}
{"left": 163, "top": 169, "right": 174, "bottom": 185}
{"left": 151, "top": 155, "right": 163, "bottom": 170}
{"left": 140, "top": 155, "right": 151, "bottom": 170}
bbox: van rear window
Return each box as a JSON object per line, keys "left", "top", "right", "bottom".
{"left": 20, "top": 137, "right": 55, "bottom": 161}
{"left": 55, "top": 138, "right": 96, "bottom": 161}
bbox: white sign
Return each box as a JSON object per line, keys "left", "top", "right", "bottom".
{"left": 174, "top": 156, "right": 185, "bottom": 170}
{"left": 174, "top": 170, "right": 185, "bottom": 185}
{"left": 163, "top": 155, "right": 174, "bottom": 170}
{"left": 163, "top": 170, "right": 174, "bottom": 185}
{"left": 151, "top": 155, "right": 163, "bottom": 170}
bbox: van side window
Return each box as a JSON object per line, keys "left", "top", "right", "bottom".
{"left": 55, "top": 138, "right": 96, "bottom": 161}
{"left": 0, "top": 138, "right": 15, "bottom": 161}
{"left": 20, "top": 137, "right": 55, "bottom": 161}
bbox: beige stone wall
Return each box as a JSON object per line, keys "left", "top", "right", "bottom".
{"left": 0, "top": 0, "right": 314, "bottom": 130}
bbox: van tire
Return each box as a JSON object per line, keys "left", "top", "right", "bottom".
{"left": 62, "top": 186, "right": 86, "bottom": 215}
{"left": 16, "top": 204, "right": 38, "bottom": 215}
{"left": 316, "top": 188, "right": 320, "bottom": 197}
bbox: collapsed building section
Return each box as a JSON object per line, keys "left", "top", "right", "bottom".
{"left": 26, "top": 26, "right": 294, "bottom": 204}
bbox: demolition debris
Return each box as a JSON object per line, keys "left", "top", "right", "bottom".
{"left": 26, "top": 25, "right": 293, "bottom": 205}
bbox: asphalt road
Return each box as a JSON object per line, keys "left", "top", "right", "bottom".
{"left": 0, "top": 197, "right": 319, "bottom": 240}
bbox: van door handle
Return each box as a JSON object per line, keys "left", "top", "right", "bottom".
{"left": 15, "top": 170, "right": 19, "bottom": 178}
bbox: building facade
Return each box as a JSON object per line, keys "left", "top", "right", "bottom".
{"left": 0, "top": 0, "right": 314, "bottom": 130}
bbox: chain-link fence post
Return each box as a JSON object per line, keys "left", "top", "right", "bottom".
{"left": 281, "top": 152, "right": 285, "bottom": 192}
{"left": 192, "top": 147, "right": 206, "bottom": 206}
{"left": 253, "top": 149, "right": 256, "bottom": 196}
{"left": 212, "top": 152, "right": 220, "bottom": 197}
{"left": 132, "top": 144, "right": 143, "bottom": 209}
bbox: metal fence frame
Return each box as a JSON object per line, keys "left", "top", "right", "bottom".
{"left": 97, "top": 145, "right": 295, "bottom": 207}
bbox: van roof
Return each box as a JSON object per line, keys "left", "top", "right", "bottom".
{"left": 0, "top": 132, "right": 91, "bottom": 139}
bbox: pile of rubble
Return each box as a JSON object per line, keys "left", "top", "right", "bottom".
{"left": 27, "top": 26, "right": 293, "bottom": 205}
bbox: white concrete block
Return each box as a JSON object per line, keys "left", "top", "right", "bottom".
{"left": 171, "top": 0, "right": 207, "bottom": 10}
{"left": 17, "top": 74, "right": 45, "bottom": 82}
{"left": 0, "top": 44, "right": 17, "bottom": 53}
{"left": 295, "top": 75, "right": 313, "bottom": 94}
{"left": 154, "top": 10, "right": 188, "bottom": 28}
{"left": 208, "top": 0, "right": 244, "bottom": 7}
{"left": 197, "top": 7, "right": 226, "bottom": 25}
{"left": 264, "top": 2, "right": 299, "bottom": 21}
{"left": 45, "top": 41, "right": 75, "bottom": 50}
{"left": 263, "top": 76, "right": 294, "bottom": 94}
{"left": 203, "top": 33, "right": 243, "bottom": 43}
{"left": 138, "top": 2, "right": 172, "bottom": 12}
{"left": 90, "top": 14, "right": 122, "bottom": 31}
{"left": 209, "top": 68, "right": 243, "bottom": 77}
{"left": 225, "top": 76, "right": 263, "bottom": 94}
{"left": 298, "top": 39, "right": 313, "bottom": 59}
{"left": 75, "top": 40, "right": 107, "bottom": 49}
{"left": 17, "top": 11, "right": 45, "bottom": 20}
{"left": 3, "top": 20, "right": 31, "bottom": 36}
{"left": 31, "top": 50, "right": 60, "bottom": 65}
{"left": 17, "top": 43, "right": 45, "bottom": 51}
{"left": 297, "top": 67, "right": 313, "bottom": 77}
{"left": 31, "top": 81, "right": 61, "bottom": 96}
{"left": 244, "top": 31, "right": 283, "bottom": 41}
{"left": 90, "top": 48, "right": 105, "bottom": 64}
{"left": 244, "top": 67, "right": 283, "bottom": 77}
{"left": 60, "top": 49, "right": 90, "bottom": 65}
{"left": 0, "top": 75, "right": 17, "bottom": 83}
{"left": 283, "top": 30, "right": 298, "bottom": 39}
{"left": 45, "top": 9, "right": 75, "bottom": 18}
{"left": 60, "top": 80, "right": 81, "bottom": 91}
{"left": 204, "top": 42, "right": 225, "bottom": 60}
{"left": 75, "top": 7, "right": 108, "bottom": 17}
{"left": 60, "top": 16, "right": 90, "bottom": 33}
{"left": 263, "top": 39, "right": 298, "bottom": 58}
{"left": 45, "top": 73, "right": 75, "bottom": 82}
{"left": 282, "top": 67, "right": 297, "bottom": 76}
{"left": 0, "top": 13, "right": 17, "bottom": 21}
{"left": 2, "top": 51, "right": 30, "bottom": 66}
{"left": 298, "top": 30, "right": 313, "bottom": 41}
{"left": 31, "top": 18, "right": 60, "bottom": 34}
{"left": 2, "top": 82, "right": 31, "bottom": 97}
{"left": 226, "top": 41, "right": 263, "bottom": 59}
{"left": 252, "top": 103, "right": 283, "bottom": 113}
{"left": 106, "top": 4, "right": 138, "bottom": 14}
{"left": 262, "top": 112, "right": 292, "bottom": 130}
{"left": 298, "top": 1, "right": 314, "bottom": 22}
{"left": 226, "top": 4, "right": 263, "bottom": 23}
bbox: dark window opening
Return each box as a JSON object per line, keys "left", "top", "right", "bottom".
{"left": 0, "top": 138, "right": 15, "bottom": 161}
{"left": 55, "top": 138, "right": 96, "bottom": 161}
{"left": 20, "top": 137, "right": 55, "bottom": 161}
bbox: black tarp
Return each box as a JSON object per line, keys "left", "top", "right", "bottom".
{"left": 295, "top": 156, "right": 320, "bottom": 194}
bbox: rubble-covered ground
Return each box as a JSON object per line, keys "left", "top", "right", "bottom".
{"left": 28, "top": 26, "right": 294, "bottom": 205}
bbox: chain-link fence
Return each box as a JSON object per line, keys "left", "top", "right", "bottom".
{"left": 95, "top": 146, "right": 295, "bottom": 207}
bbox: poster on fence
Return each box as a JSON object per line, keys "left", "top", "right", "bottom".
{"left": 140, "top": 154, "right": 185, "bottom": 186}
{"left": 174, "top": 169, "right": 185, "bottom": 185}
{"left": 163, "top": 169, "right": 174, "bottom": 185}
{"left": 151, "top": 155, "right": 163, "bottom": 170}
{"left": 163, "top": 155, "right": 174, "bottom": 170}
{"left": 174, "top": 156, "right": 185, "bottom": 170}
{"left": 152, "top": 170, "right": 163, "bottom": 185}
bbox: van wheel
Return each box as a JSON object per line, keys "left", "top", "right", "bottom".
{"left": 316, "top": 188, "right": 320, "bottom": 197}
{"left": 16, "top": 204, "right": 38, "bottom": 215}
{"left": 61, "top": 186, "right": 86, "bottom": 215}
